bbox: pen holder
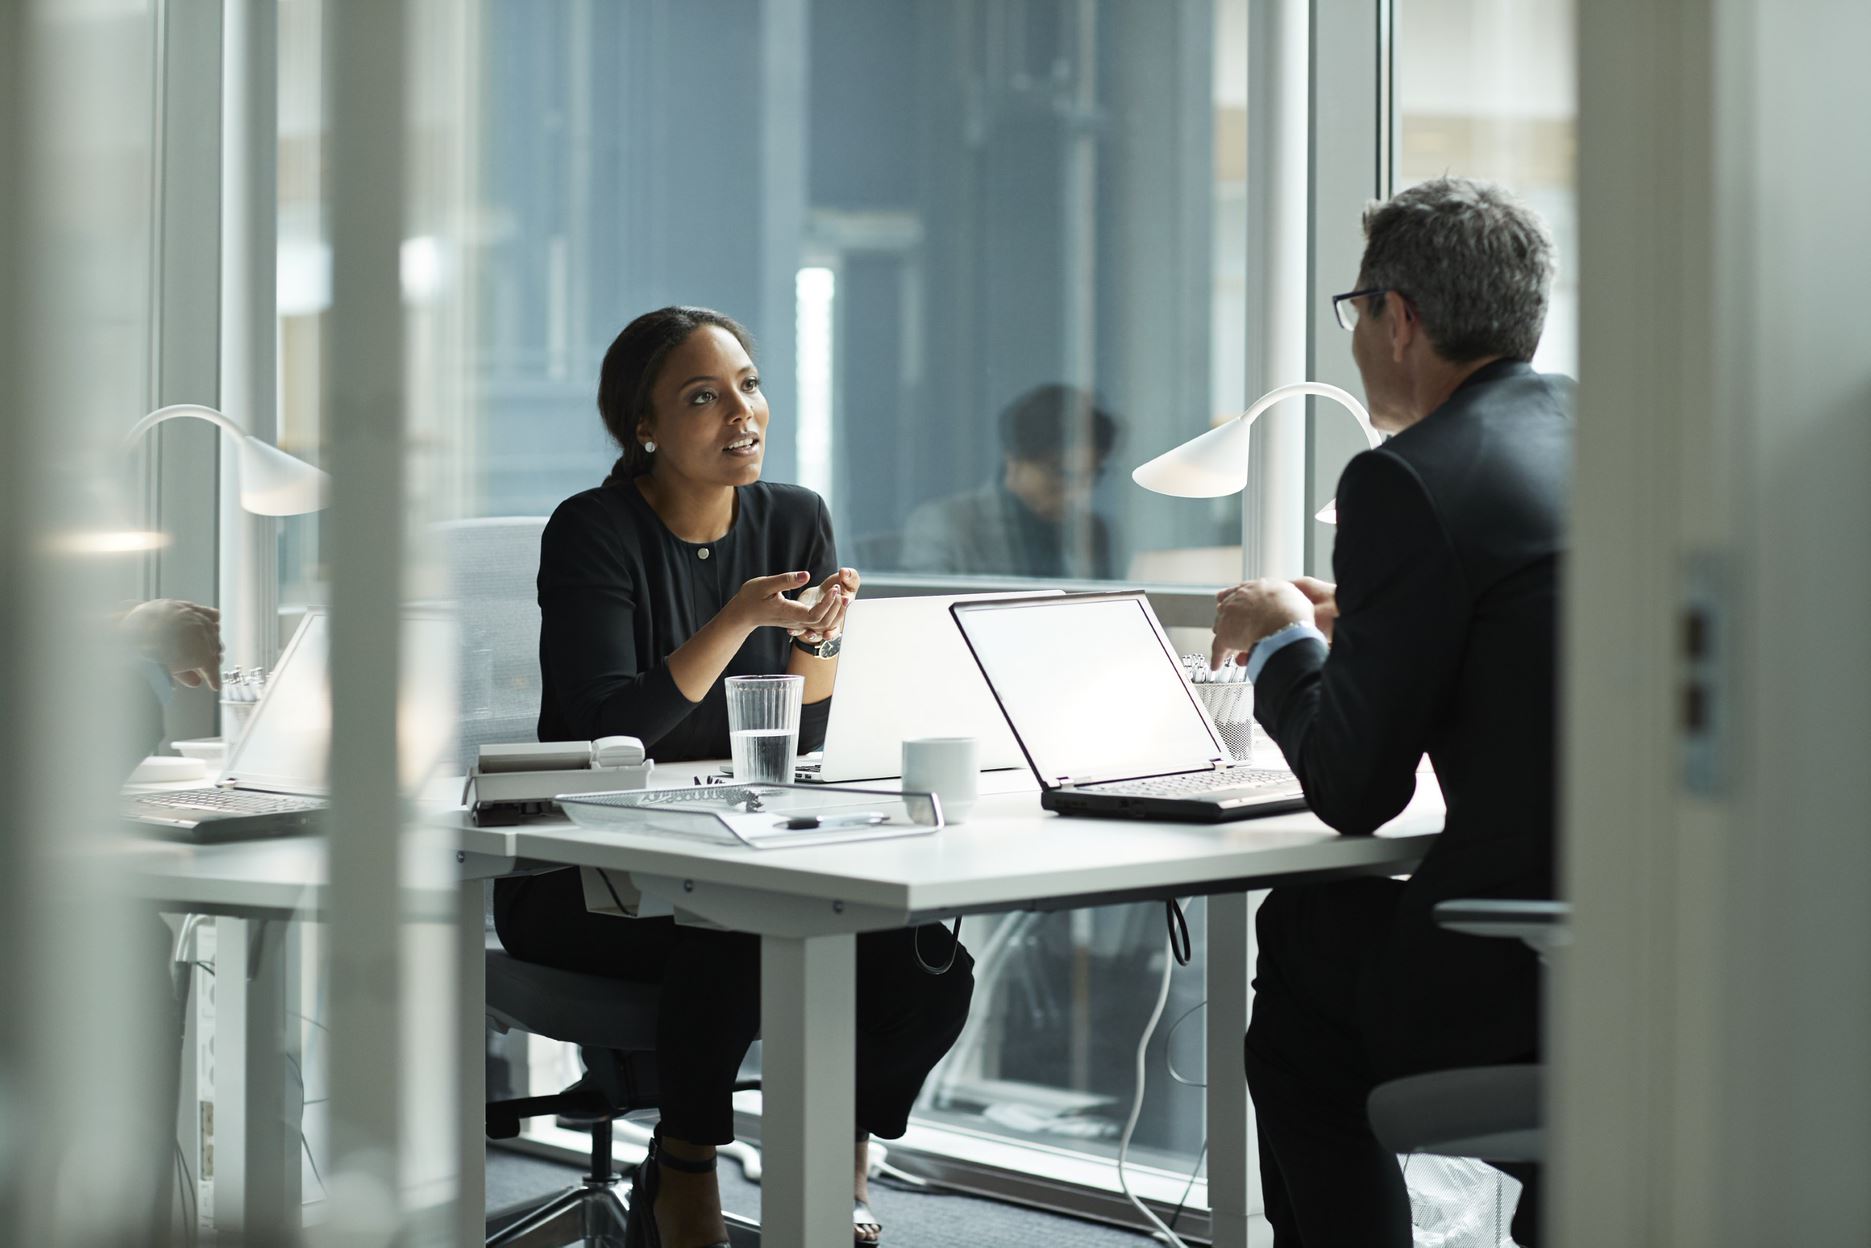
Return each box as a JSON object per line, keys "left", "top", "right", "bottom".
{"left": 1183, "top": 655, "right": 1255, "bottom": 764}
{"left": 218, "top": 666, "right": 267, "bottom": 746}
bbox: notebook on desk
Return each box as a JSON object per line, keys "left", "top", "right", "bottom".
{"left": 124, "top": 610, "right": 455, "bottom": 842}
{"left": 950, "top": 591, "right": 1308, "bottom": 822}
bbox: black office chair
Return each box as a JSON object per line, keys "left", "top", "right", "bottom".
{"left": 483, "top": 928, "right": 764, "bottom": 1247}
{"left": 1366, "top": 899, "right": 1568, "bottom": 1247}
{"left": 484, "top": 935, "right": 664, "bottom": 1245}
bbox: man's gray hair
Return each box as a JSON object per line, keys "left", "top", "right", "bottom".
{"left": 1360, "top": 177, "right": 1556, "bottom": 364}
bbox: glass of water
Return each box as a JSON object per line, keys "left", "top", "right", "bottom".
{"left": 725, "top": 674, "right": 805, "bottom": 783}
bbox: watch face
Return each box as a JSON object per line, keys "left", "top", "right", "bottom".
{"left": 797, "top": 633, "right": 842, "bottom": 659}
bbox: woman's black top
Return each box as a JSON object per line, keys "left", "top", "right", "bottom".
{"left": 535, "top": 478, "right": 837, "bottom": 760}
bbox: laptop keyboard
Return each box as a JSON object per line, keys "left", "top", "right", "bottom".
{"left": 134, "top": 789, "right": 325, "bottom": 816}
{"left": 1084, "top": 768, "right": 1294, "bottom": 798}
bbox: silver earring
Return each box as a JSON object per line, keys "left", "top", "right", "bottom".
{"left": 643, "top": 441, "right": 657, "bottom": 454}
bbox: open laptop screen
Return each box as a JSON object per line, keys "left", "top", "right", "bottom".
{"left": 223, "top": 610, "right": 457, "bottom": 795}
{"left": 953, "top": 593, "right": 1224, "bottom": 786}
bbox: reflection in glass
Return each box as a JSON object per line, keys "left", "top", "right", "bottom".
{"left": 900, "top": 386, "right": 1122, "bottom": 581}
{"left": 470, "top": 0, "right": 1248, "bottom": 585}
{"left": 920, "top": 903, "right": 1209, "bottom": 1176}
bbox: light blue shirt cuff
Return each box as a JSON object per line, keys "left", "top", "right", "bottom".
{"left": 1244, "top": 622, "right": 1328, "bottom": 684}
{"left": 138, "top": 655, "right": 174, "bottom": 708}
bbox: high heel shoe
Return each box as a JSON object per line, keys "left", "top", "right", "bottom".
{"left": 623, "top": 1128, "right": 730, "bottom": 1248}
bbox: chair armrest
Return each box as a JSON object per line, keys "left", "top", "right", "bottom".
{"left": 1434, "top": 899, "right": 1571, "bottom": 951}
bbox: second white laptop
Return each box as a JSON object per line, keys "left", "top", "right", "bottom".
{"left": 125, "top": 610, "right": 457, "bottom": 840}
{"left": 807, "top": 591, "right": 1061, "bottom": 783}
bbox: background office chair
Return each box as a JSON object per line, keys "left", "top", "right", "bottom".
{"left": 1366, "top": 899, "right": 1569, "bottom": 1248}
{"left": 440, "top": 516, "right": 550, "bottom": 773}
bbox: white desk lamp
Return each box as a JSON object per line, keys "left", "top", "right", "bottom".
{"left": 125, "top": 403, "right": 329, "bottom": 515}
{"left": 1131, "top": 381, "right": 1381, "bottom": 527}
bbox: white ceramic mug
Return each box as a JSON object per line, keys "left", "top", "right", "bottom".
{"left": 902, "top": 736, "right": 979, "bottom": 825}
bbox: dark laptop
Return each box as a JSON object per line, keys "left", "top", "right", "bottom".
{"left": 950, "top": 592, "right": 1309, "bottom": 822}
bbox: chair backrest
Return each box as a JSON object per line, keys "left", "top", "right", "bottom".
{"left": 438, "top": 516, "right": 549, "bottom": 772}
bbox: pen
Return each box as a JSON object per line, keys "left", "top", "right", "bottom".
{"left": 779, "top": 812, "right": 888, "bottom": 830}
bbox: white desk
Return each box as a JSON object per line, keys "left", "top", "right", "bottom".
{"left": 124, "top": 828, "right": 484, "bottom": 1246}
{"left": 460, "top": 770, "right": 1442, "bottom": 1248}
{"left": 123, "top": 772, "right": 1437, "bottom": 1248}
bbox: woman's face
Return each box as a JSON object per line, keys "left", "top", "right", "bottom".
{"left": 638, "top": 325, "right": 769, "bottom": 490}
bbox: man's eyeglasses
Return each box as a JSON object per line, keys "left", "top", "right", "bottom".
{"left": 1331, "top": 288, "right": 1389, "bottom": 332}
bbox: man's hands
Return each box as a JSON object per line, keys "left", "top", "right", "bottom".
{"left": 1291, "top": 576, "right": 1339, "bottom": 641}
{"left": 122, "top": 598, "right": 224, "bottom": 690}
{"left": 1210, "top": 578, "right": 1328, "bottom": 671}
{"left": 727, "top": 567, "right": 860, "bottom": 644}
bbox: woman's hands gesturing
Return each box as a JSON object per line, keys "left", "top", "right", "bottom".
{"left": 728, "top": 567, "right": 859, "bottom": 643}
{"left": 789, "top": 567, "right": 860, "bottom": 645}
{"left": 668, "top": 567, "right": 862, "bottom": 705}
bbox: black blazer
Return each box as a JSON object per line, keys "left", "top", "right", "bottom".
{"left": 1253, "top": 358, "right": 1573, "bottom": 1069}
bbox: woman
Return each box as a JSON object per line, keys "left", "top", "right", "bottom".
{"left": 494, "top": 307, "right": 974, "bottom": 1248}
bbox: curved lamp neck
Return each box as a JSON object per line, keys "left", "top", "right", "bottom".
{"left": 1239, "top": 381, "right": 1381, "bottom": 449}
{"left": 125, "top": 403, "right": 249, "bottom": 447}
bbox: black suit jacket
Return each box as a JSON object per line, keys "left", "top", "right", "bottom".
{"left": 1253, "top": 358, "right": 1573, "bottom": 1070}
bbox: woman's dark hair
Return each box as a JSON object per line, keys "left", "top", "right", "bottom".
{"left": 597, "top": 306, "right": 756, "bottom": 485}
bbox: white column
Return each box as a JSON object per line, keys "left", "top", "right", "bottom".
{"left": 218, "top": 0, "right": 281, "bottom": 674}
{"left": 149, "top": 0, "right": 226, "bottom": 743}
{"left": 759, "top": 932, "right": 857, "bottom": 1248}
{"left": 322, "top": 0, "right": 412, "bottom": 1237}
{"left": 1305, "top": 0, "right": 1387, "bottom": 580}
{"left": 2, "top": 0, "right": 177, "bottom": 1238}
{"left": 1561, "top": 2, "right": 1871, "bottom": 1244}
{"left": 1241, "top": 0, "right": 1311, "bottom": 581}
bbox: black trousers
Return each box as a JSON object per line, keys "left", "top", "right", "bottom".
{"left": 494, "top": 867, "right": 974, "bottom": 1145}
{"left": 1244, "top": 879, "right": 1539, "bottom": 1248}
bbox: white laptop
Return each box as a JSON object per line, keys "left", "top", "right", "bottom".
{"left": 950, "top": 591, "right": 1308, "bottom": 822}
{"left": 804, "top": 591, "right": 1062, "bottom": 783}
{"left": 125, "top": 610, "right": 455, "bottom": 841}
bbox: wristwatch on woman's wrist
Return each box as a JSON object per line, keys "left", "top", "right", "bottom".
{"left": 791, "top": 632, "right": 843, "bottom": 659}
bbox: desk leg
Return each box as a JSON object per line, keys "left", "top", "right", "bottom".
{"left": 759, "top": 932, "right": 855, "bottom": 1248}
{"left": 1207, "top": 892, "right": 1263, "bottom": 1248}
{"left": 215, "top": 916, "right": 302, "bottom": 1238}
{"left": 457, "top": 879, "right": 488, "bottom": 1244}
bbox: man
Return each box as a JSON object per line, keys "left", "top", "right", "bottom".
{"left": 121, "top": 597, "right": 224, "bottom": 764}
{"left": 901, "top": 384, "right": 1120, "bottom": 579}
{"left": 1211, "top": 177, "right": 1572, "bottom": 1247}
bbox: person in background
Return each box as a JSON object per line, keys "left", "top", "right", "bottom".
{"left": 121, "top": 597, "right": 223, "bottom": 768}
{"left": 494, "top": 306, "right": 974, "bottom": 1248}
{"left": 1211, "top": 178, "right": 1572, "bottom": 1247}
{"left": 901, "top": 384, "right": 1120, "bottom": 580}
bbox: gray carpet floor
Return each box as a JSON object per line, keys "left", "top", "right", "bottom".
{"left": 488, "top": 1145, "right": 1167, "bottom": 1247}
